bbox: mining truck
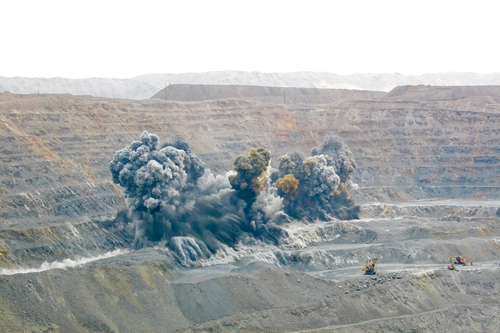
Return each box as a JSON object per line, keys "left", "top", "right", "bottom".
{"left": 362, "top": 258, "right": 378, "bottom": 275}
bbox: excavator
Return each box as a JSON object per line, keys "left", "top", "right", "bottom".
{"left": 362, "top": 258, "right": 378, "bottom": 275}
{"left": 453, "top": 256, "right": 467, "bottom": 266}
{"left": 448, "top": 256, "right": 456, "bottom": 270}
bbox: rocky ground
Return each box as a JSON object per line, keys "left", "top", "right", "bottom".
{"left": 0, "top": 86, "right": 500, "bottom": 332}
{"left": 1, "top": 198, "right": 499, "bottom": 332}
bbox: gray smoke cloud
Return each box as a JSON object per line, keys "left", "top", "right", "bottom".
{"left": 311, "top": 134, "right": 357, "bottom": 185}
{"left": 109, "top": 132, "right": 359, "bottom": 264}
{"left": 109, "top": 132, "right": 286, "bottom": 263}
{"left": 271, "top": 134, "right": 360, "bottom": 220}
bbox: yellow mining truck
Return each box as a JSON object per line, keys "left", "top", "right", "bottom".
{"left": 362, "top": 258, "right": 378, "bottom": 275}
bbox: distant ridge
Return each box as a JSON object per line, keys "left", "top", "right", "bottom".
{"left": 2, "top": 71, "right": 500, "bottom": 100}
{"left": 151, "top": 84, "right": 386, "bottom": 104}
{"left": 383, "top": 85, "right": 500, "bottom": 103}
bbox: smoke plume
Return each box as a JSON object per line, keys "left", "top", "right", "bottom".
{"left": 109, "top": 132, "right": 285, "bottom": 263}
{"left": 270, "top": 134, "right": 360, "bottom": 220}
{"left": 110, "top": 132, "right": 359, "bottom": 264}
{"left": 228, "top": 147, "right": 271, "bottom": 200}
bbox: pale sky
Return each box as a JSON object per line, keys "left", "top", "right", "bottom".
{"left": 2, "top": 0, "right": 499, "bottom": 79}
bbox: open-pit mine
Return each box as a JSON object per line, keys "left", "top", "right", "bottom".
{"left": 0, "top": 84, "right": 500, "bottom": 332}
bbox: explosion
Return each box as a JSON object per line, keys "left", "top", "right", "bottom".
{"left": 228, "top": 147, "right": 271, "bottom": 199}
{"left": 277, "top": 174, "right": 299, "bottom": 200}
{"left": 109, "top": 132, "right": 359, "bottom": 263}
{"left": 270, "top": 134, "right": 360, "bottom": 220}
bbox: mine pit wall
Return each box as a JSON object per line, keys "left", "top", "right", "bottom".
{"left": 0, "top": 94, "right": 500, "bottom": 266}
{"left": 0, "top": 262, "right": 499, "bottom": 333}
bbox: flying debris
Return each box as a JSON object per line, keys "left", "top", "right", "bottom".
{"left": 109, "top": 131, "right": 360, "bottom": 264}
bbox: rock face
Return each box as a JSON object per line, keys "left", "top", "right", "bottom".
{"left": 3, "top": 71, "right": 500, "bottom": 99}
{"left": 1, "top": 86, "right": 500, "bottom": 332}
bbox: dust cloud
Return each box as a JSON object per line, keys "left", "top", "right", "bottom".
{"left": 109, "top": 132, "right": 359, "bottom": 264}
{"left": 270, "top": 134, "right": 360, "bottom": 220}
{"left": 0, "top": 249, "right": 129, "bottom": 276}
